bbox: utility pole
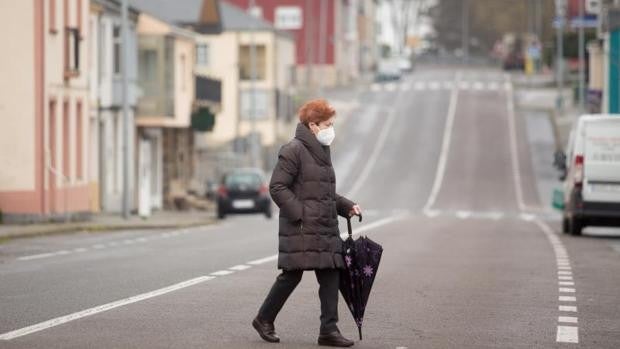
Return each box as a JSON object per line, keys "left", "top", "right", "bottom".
{"left": 305, "top": 0, "right": 314, "bottom": 93}
{"left": 249, "top": 0, "right": 258, "bottom": 167}
{"left": 121, "top": 0, "right": 130, "bottom": 218}
{"left": 318, "top": 0, "right": 328, "bottom": 97}
{"left": 462, "top": 0, "right": 469, "bottom": 65}
{"left": 578, "top": 0, "right": 586, "bottom": 112}
{"left": 556, "top": 0, "right": 565, "bottom": 111}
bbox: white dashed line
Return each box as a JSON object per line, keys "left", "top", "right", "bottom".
{"left": 559, "top": 305, "right": 577, "bottom": 312}
{"left": 559, "top": 316, "right": 578, "bottom": 323}
{"left": 0, "top": 276, "right": 215, "bottom": 340}
{"left": 229, "top": 265, "right": 252, "bottom": 271}
{"left": 247, "top": 255, "right": 278, "bottom": 265}
{"left": 456, "top": 211, "right": 471, "bottom": 219}
{"left": 210, "top": 270, "right": 235, "bottom": 276}
{"left": 558, "top": 293, "right": 575, "bottom": 300}
{"left": 559, "top": 288, "right": 575, "bottom": 293}
{"left": 557, "top": 326, "right": 579, "bottom": 343}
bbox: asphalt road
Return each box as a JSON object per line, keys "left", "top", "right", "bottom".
{"left": 1, "top": 67, "right": 619, "bottom": 349}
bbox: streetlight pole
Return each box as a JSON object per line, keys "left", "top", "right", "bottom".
{"left": 578, "top": 0, "right": 586, "bottom": 112}
{"left": 556, "top": 0, "right": 565, "bottom": 111}
{"left": 462, "top": 0, "right": 469, "bottom": 65}
{"left": 318, "top": 0, "right": 327, "bottom": 97}
{"left": 249, "top": 0, "right": 258, "bottom": 167}
{"left": 121, "top": 0, "right": 130, "bottom": 218}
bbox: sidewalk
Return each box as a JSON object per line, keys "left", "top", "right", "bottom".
{"left": 0, "top": 210, "right": 216, "bottom": 242}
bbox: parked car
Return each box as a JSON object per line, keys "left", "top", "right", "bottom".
{"left": 560, "top": 115, "right": 620, "bottom": 235}
{"left": 216, "top": 168, "right": 272, "bottom": 219}
{"left": 375, "top": 60, "right": 402, "bottom": 82}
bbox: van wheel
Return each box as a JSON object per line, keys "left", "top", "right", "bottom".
{"left": 561, "top": 217, "right": 569, "bottom": 234}
{"left": 569, "top": 217, "right": 583, "bottom": 236}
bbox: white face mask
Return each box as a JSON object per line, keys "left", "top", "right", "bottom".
{"left": 316, "top": 126, "right": 335, "bottom": 146}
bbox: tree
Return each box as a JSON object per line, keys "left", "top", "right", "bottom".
{"left": 385, "top": 0, "right": 431, "bottom": 54}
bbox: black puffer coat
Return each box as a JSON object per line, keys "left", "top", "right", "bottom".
{"left": 270, "top": 123, "right": 355, "bottom": 271}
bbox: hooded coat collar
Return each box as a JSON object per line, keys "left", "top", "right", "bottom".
{"left": 295, "top": 123, "right": 332, "bottom": 166}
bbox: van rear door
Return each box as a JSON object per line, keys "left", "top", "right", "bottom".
{"left": 583, "top": 118, "right": 620, "bottom": 202}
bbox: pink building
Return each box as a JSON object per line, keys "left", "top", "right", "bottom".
{"left": 0, "top": 0, "right": 95, "bottom": 223}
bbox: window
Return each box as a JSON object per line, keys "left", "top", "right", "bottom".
{"left": 64, "top": 27, "right": 80, "bottom": 77}
{"left": 239, "top": 45, "right": 266, "bottom": 80}
{"left": 275, "top": 6, "right": 303, "bottom": 30}
{"left": 196, "top": 43, "right": 209, "bottom": 67}
{"left": 249, "top": 5, "right": 263, "bottom": 18}
{"left": 76, "top": 101, "right": 83, "bottom": 180}
{"left": 180, "top": 54, "right": 186, "bottom": 91}
{"left": 240, "top": 89, "right": 269, "bottom": 120}
{"left": 48, "top": 99, "right": 57, "bottom": 179}
{"left": 62, "top": 100, "right": 70, "bottom": 181}
{"left": 49, "top": 0, "right": 57, "bottom": 33}
{"left": 113, "top": 26, "right": 121, "bottom": 75}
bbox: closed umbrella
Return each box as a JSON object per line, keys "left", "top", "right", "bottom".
{"left": 339, "top": 215, "right": 383, "bottom": 340}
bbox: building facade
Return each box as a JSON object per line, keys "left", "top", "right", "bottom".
{"left": 225, "top": 0, "right": 361, "bottom": 87}
{"left": 0, "top": 0, "right": 94, "bottom": 223}
{"left": 91, "top": 0, "right": 140, "bottom": 213}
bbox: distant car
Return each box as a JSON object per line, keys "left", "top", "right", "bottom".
{"left": 375, "top": 60, "right": 402, "bottom": 82}
{"left": 397, "top": 57, "right": 414, "bottom": 73}
{"left": 216, "top": 168, "right": 272, "bottom": 219}
{"left": 561, "top": 115, "right": 620, "bottom": 235}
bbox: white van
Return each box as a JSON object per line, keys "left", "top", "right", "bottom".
{"left": 562, "top": 115, "right": 620, "bottom": 235}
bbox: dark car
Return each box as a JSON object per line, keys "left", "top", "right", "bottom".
{"left": 216, "top": 168, "right": 272, "bottom": 219}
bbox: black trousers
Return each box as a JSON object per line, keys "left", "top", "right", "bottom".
{"left": 257, "top": 269, "right": 340, "bottom": 334}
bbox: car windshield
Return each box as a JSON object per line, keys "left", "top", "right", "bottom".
{"left": 225, "top": 173, "right": 262, "bottom": 187}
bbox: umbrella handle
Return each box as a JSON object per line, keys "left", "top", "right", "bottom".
{"left": 346, "top": 214, "right": 362, "bottom": 237}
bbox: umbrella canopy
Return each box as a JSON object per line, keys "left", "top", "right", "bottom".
{"left": 339, "top": 215, "right": 383, "bottom": 340}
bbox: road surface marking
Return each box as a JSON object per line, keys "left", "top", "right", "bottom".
{"left": 559, "top": 316, "right": 578, "bottom": 323}
{"left": 73, "top": 248, "right": 87, "bottom": 253}
{"left": 370, "top": 83, "right": 380, "bottom": 92}
{"left": 346, "top": 80, "right": 406, "bottom": 198}
{"left": 17, "top": 252, "right": 63, "bottom": 261}
{"left": 422, "top": 72, "right": 461, "bottom": 211}
{"left": 519, "top": 213, "right": 535, "bottom": 221}
{"left": 559, "top": 296, "right": 576, "bottom": 302}
{"left": 414, "top": 82, "right": 425, "bottom": 90}
{"left": 423, "top": 209, "right": 440, "bottom": 218}
{"left": 557, "top": 326, "right": 579, "bottom": 343}
{"left": 229, "top": 265, "right": 251, "bottom": 271}
{"left": 559, "top": 305, "right": 577, "bottom": 312}
{"left": 401, "top": 83, "right": 410, "bottom": 91}
{"left": 473, "top": 81, "right": 484, "bottom": 90}
{"left": 459, "top": 81, "right": 470, "bottom": 89}
{"left": 386, "top": 83, "right": 396, "bottom": 91}
{"left": 429, "top": 81, "right": 440, "bottom": 90}
{"left": 92, "top": 244, "right": 106, "bottom": 249}
{"left": 210, "top": 270, "right": 234, "bottom": 276}
{"left": 456, "top": 211, "right": 471, "bottom": 219}
{"left": 0, "top": 276, "right": 215, "bottom": 341}
{"left": 533, "top": 219, "right": 580, "bottom": 344}
{"left": 248, "top": 255, "right": 278, "bottom": 265}
{"left": 506, "top": 78, "right": 527, "bottom": 211}
{"left": 488, "top": 82, "right": 499, "bottom": 90}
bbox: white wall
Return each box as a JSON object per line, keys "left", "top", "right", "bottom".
{"left": 0, "top": 0, "right": 35, "bottom": 190}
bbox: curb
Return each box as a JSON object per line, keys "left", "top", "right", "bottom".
{"left": 0, "top": 219, "right": 217, "bottom": 244}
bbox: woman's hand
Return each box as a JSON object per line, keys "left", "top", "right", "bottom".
{"left": 348, "top": 204, "right": 362, "bottom": 217}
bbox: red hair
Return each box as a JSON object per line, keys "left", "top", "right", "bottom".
{"left": 298, "top": 99, "right": 335, "bottom": 126}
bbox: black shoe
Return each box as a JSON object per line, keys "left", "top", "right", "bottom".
{"left": 252, "top": 317, "right": 280, "bottom": 343}
{"left": 318, "top": 331, "right": 354, "bottom": 347}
